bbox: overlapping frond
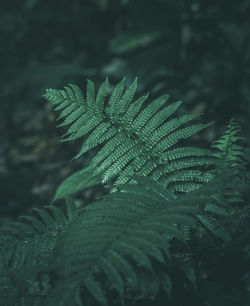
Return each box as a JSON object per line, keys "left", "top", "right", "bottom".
{"left": 43, "top": 169, "right": 241, "bottom": 306}
{"left": 0, "top": 198, "right": 77, "bottom": 305}
{"left": 0, "top": 176, "right": 205, "bottom": 306}
{"left": 44, "top": 175, "right": 203, "bottom": 305}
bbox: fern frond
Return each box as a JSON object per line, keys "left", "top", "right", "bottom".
{"left": 45, "top": 172, "right": 239, "bottom": 306}
{"left": 44, "top": 78, "right": 214, "bottom": 195}
{"left": 0, "top": 200, "right": 78, "bottom": 305}
{"left": 44, "top": 176, "right": 202, "bottom": 305}
{"left": 1, "top": 167, "right": 244, "bottom": 305}
{"left": 204, "top": 119, "right": 246, "bottom": 223}
{"left": 211, "top": 118, "right": 244, "bottom": 166}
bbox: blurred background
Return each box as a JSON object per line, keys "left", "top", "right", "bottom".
{"left": 0, "top": 0, "right": 250, "bottom": 220}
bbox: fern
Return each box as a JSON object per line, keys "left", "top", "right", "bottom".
{"left": 0, "top": 172, "right": 239, "bottom": 306}
{"left": 210, "top": 118, "right": 244, "bottom": 167}
{"left": 43, "top": 78, "right": 214, "bottom": 194}
{"left": 194, "top": 119, "right": 246, "bottom": 240}
{"left": 0, "top": 77, "right": 248, "bottom": 306}
{"left": 45, "top": 176, "right": 201, "bottom": 305}
{"left": 44, "top": 78, "right": 245, "bottom": 238}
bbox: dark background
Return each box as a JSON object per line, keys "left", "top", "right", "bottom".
{"left": 0, "top": 0, "right": 249, "bottom": 221}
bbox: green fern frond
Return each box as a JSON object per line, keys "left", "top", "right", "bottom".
{"left": 206, "top": 119, "right": 246, "bottom": 220}
{"left": 44, "top": 175, "right": 202, "bottom": 305}
{"left": 0, "top": 162, "right": 245, "bottom": 305}
{"left": 0, "top": 200, "right": 78, "bottom": 305}
{"left": 211, "top": 118, "right": 244, "bottom": 166}
{"left": 46, "top": 169, "right": 241, "bottom": 305}
{"left": 44, "top": 78, "right": 214, "bottom": 195}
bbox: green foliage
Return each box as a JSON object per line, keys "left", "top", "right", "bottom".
{"left": 0, "top": 173, "right": 243, "bottom": 306}
{"left": 2, "top": 0, "right": 250, "bottom": 224}
{"left": 43, "top": 78, "right": 215, "bottom": 195}
{"left": 210, "top": 118, "right": 245, "bottom": 167}
{"left": 2, "top": 2, "right": 250, "bottom": 304}
{"left": 0, "top": 197, "right": 78, "bottom": 306}
{"left": 0, "top": 78, "right": 248, "bottom": 305}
